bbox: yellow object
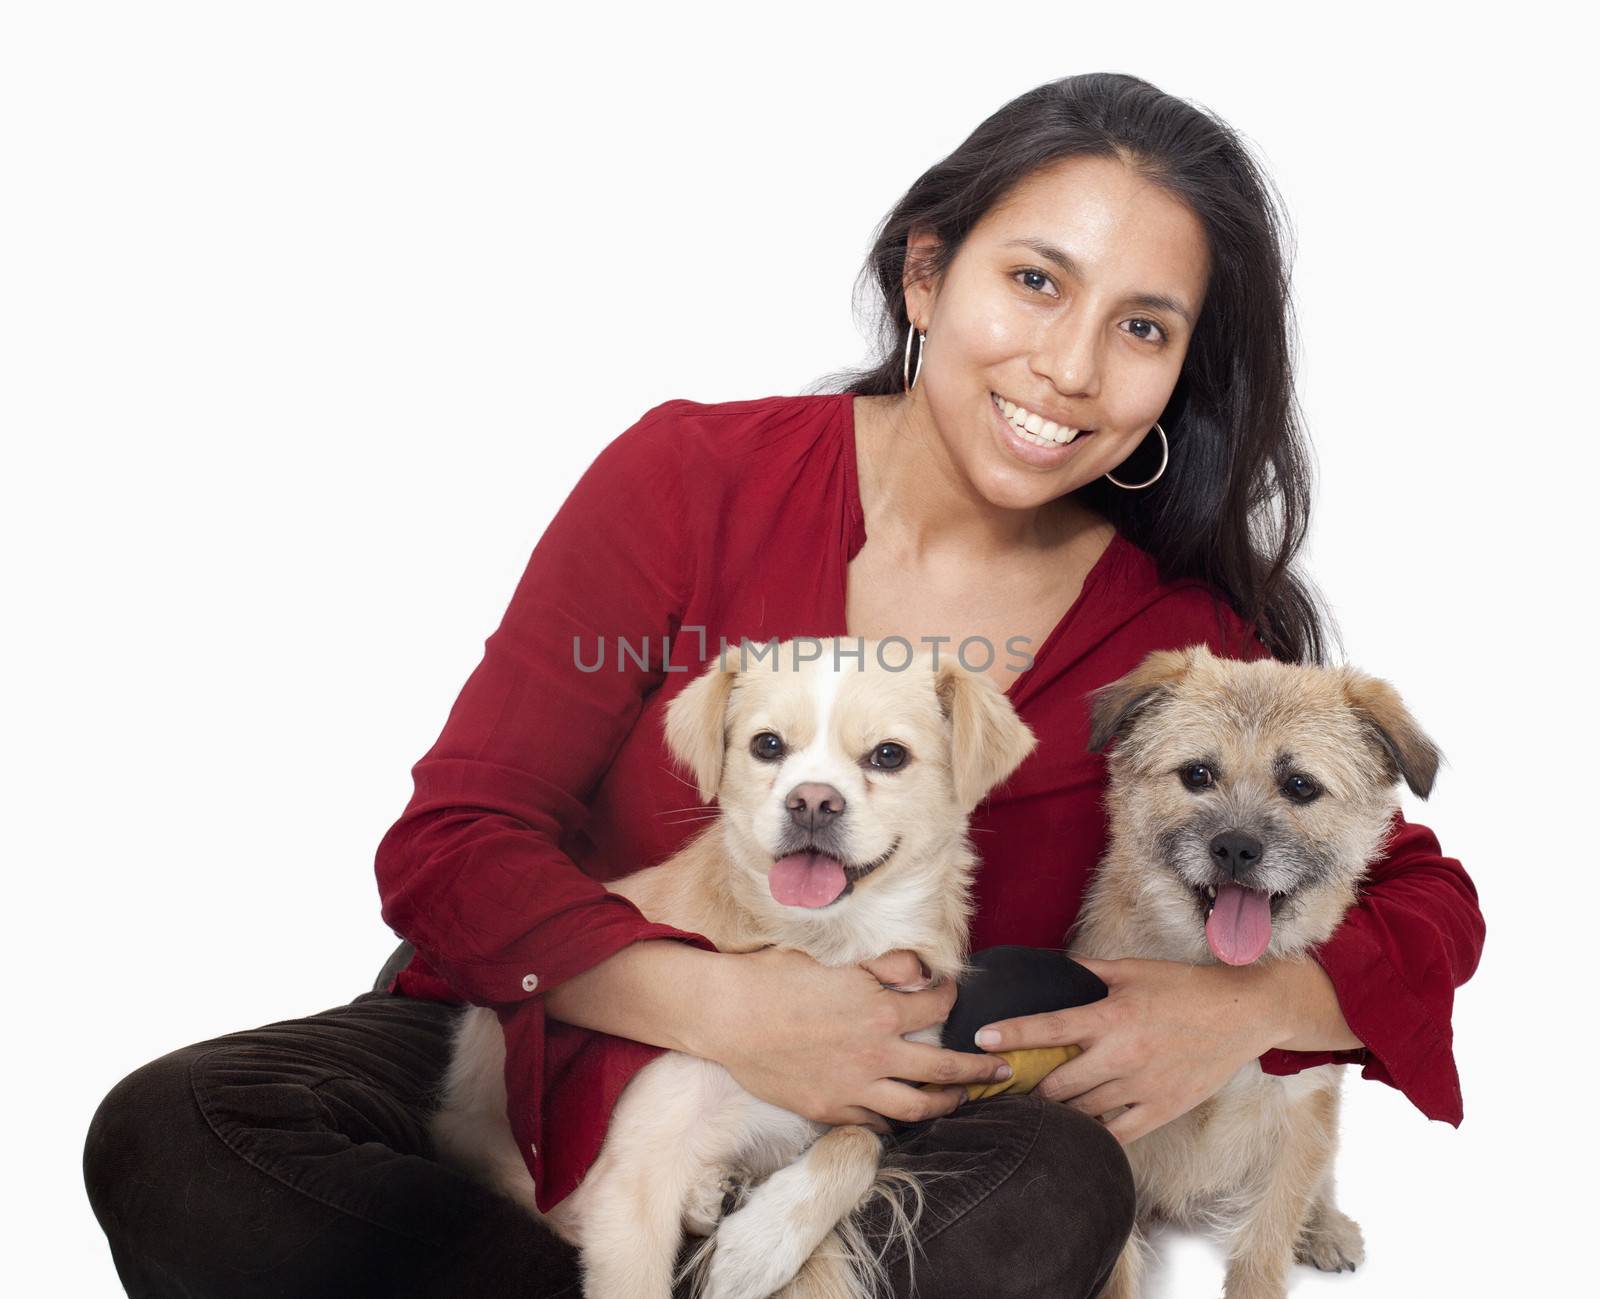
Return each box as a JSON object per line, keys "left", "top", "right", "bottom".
{"left": 923, "top": 1043, "right": 1083, "bottom": 1101}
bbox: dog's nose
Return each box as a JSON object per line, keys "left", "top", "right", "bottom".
{"left": 1209, "top": 830, "right": 1263, "bottom": 879}
{"left": 786, "top": 782, "right": 846, "bottom": 833}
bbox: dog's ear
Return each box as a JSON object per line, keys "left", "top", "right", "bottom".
{"left": 663, "top": 658, "right": 740, "bottom": 803}
{"left": 1086, "top": 646, "right": 1198, "bottom": 753}
{"left": 934, "top": 662, "right": 1038, "bottom": 814}
{"left": 1340, "top": 671, "right": 1441, "bottom": 799}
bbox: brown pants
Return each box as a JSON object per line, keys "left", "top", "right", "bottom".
{"left": 83, "top": 991, "right": 1133, "bottom": 1298}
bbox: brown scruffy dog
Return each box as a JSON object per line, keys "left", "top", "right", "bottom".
{"left": 1069, "top": 643, "right": 1440, "bottom": 1299}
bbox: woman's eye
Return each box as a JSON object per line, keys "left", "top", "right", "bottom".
{"left": 1281, "top": 774, "right": 1322, "bottom": 803}
{"left": 868, "top": 742, "right": 908, "bottom": 771}
{"left": 1123, "top": 317, "right": 1167, "bottom": 344}
{"left": 1014, "top": 268, "right": 1058, "bottom": 297}
{"left": 1178, "top": 763, "right": 1215, "bottom": 791}
{"left": 750, "top": 732, "right": 785, "bottom": 761}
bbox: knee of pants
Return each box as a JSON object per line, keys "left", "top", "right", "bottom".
{"left": 83, "top": 1046, "right": 211, "bottom": 1248}
{"left": 1024, "top": 1097, "right": 1136, "bottom": 1274}
{"left": 881, "top": 1094, "right": 1135, "bottom": 1299}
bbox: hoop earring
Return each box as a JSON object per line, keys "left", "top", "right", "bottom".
{"left": 902, "top": 322, "right": 926, "bottom": 393}
{"left": 1104, "top": 422, "right": 1169, "bottom": 490}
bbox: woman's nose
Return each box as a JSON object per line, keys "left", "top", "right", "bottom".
{"left": 1031, "top": 312, "right": 1102, "bottom": 401}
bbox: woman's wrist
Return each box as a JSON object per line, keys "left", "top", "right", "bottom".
{"left": 541, "top": 940, "right": 736, "bottom": 1057}
{"left": 674, "top": 949, "right": 742, "bottom": 1061}
{"left": 1245, "top": 955, "right": 1363, "bottom": 1054}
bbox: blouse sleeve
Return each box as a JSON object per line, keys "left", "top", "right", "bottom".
{"left": 1198, "top": 592, "right": 1485, "bottom": 1125}
{"left": 1257, "top": 810, "right": 1483, "bottom": 1125}
{"left": 373, "top": 398, "right": 717, "bottom": 1010}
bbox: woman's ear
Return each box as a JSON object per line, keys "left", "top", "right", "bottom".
{"left": 902, "top": 226, "right": 943, "bottom": 321}
{"left": 1086, "top": 646, "right": 1199, "bottom": 753}
{"left": 934, "top": 661, "right": 1038, "bottom": 814}
{"left": 663, "top": 658, "right": 739, "bottom": 804}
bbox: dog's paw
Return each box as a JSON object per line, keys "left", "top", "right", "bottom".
{"left": 703, "top": 1199, "right": 806, "bottom": 1299}
{"left": 683, "top": 1169, "right": 750, "bottom": 1237}
{"left": 1295, "top": 1204, "right": 1365, "bottom": 1273}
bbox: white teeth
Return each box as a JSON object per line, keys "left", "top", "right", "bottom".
{"left": 991, "top": 393, "right": 1083, "bottom": 448}
{"left": 1205, "top": 885, "right": 1217, "bottom": 899}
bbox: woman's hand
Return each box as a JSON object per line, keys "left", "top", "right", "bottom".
{"left": 969, "top": 956, "right": 1287, "bottom": 1144}
{"left": 693, "top": 947, "right": 1012, "bottom": 1133}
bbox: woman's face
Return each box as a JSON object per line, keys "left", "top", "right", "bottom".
{"left": 904, "top": 153, "right": 1211, "bottom": 512}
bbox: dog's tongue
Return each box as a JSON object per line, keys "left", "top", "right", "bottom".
{"left": 1205, "top": 882, "right": 1273, "bottom": 965}
{"left": 769, "top": 851, "right": 848, "bottom": 908}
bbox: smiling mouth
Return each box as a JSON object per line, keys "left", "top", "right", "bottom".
{"left": 990, "top": 391, "right": 1096, "bottom": 448}
{"left": 768, "top": 837, "right": 901, "bottom": 909}
{"left": 844, "top": 838, "right": 900, "bottom": 883}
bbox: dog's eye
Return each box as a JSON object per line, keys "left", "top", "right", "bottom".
{"left": 867, "top": 742, "right": 908, "bottom": 771}
{"left": 750, "top": 732, "right": 786, "bottom": 762}
{"left": 1281, "top": 774, "right": 1322, "bottom": 803}
{"left": 1178, "top": 763, "right": 1215, "bottom": 791}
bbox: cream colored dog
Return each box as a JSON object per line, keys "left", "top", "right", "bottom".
{"left": 1069, "top": 644, "right": 1440, "bottom": 1299}
{"left": 430, "top": 637, "right": 1037, "bottom": 1299}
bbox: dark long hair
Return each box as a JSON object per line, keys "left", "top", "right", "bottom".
{"left": 809, "top": 73, "right": 1335, "bottom": 665}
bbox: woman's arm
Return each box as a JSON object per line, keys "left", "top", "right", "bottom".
{"left": 544, "top": 939, "right": 1010, "bottom": 1129}
{"left": 372, "top": 404, "right": 730, "bottom": 1211}
{"left": 1254, "top": 954, "right": 1363, "bottom": 1052}
{"left": 1256, "top": 809, "right": 1483, "bottom": 1123}
{"left": 540, "top": 939, "right": 728, "bottom": 1055}
{"left": 374, "top": 400, "right": 715, "bottom": 1010}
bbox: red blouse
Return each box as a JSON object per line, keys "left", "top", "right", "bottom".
{"left": 374, "top": 393, "right": 1484, "bottom": 1213}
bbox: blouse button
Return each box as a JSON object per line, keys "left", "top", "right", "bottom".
{"left": 521, "top": 973, "right": 540, "bottom": 993}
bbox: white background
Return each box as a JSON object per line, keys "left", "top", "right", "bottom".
{"left": 4, "top": 2, "right": 1592, "bottom": 1295}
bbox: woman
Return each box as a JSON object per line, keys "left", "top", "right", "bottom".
{"left": 83, "top": 72, "right": 1482, "bottom": 1299}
